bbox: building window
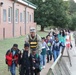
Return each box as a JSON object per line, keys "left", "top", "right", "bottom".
{"left": 20, "top": 13, "right": 22, "bottom": 22}
{"left": 3, "top": 9, "right": 6, "bottom": 22}
{"left": 23, "top": 11, "right": 25, "bottom": 23}
{"left": 32, "top": 13, "right": 34, "bottom": 22}
{"left": 27, "top": 12, "right": 29, "bottom": 23}
{"left": 8, "top": 7, "right": 12, "bottom": 23}
{"left": 30, "top": 15, "right": 31, "bottom": 22}
{"left": 15, "top": 9, "right": 19, "bottom": 23}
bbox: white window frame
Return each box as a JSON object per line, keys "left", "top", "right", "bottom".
{"left": 15, "top": 9, "right": 19, "bottom": 23}
{"left": 32, "top": 13, "right": 34, "bottom": 22}
{"left": 3, "top": 9, "right": 7, "bottom": 22}
{"left": 8, "top": 7, "right": 12, "bottom": 23}
{"left": 23, "top": 11, "right": 25, "bottom": 23}
{"left": 26, "top": 12, "right": 29, "bottom": 23}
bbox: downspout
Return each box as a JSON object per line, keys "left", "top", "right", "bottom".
{"left": 25, "top": 6, "right": 27, "bottom": 34}
{"left": 0, "top": 6, "right": 1, "bottom": 24}
{"left": 0, "top": 2, "right": 2, "bottom": 24}
{"left": 13, "top": 0, "right": 17, "bottom": 37}
{"left": 13, "top": 2, "right": 15, "bottom": 37}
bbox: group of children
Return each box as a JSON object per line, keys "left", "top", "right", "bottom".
{"left": 5, "top": 28, "right": 72, "bottom": 75}
{"left": 40, "top": 29, "right": 72, "bottom": 68}
{"left": 6, "top": 43, "right": 41, "bottom": 75}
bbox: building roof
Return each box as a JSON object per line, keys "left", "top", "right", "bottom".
{"left": 16, "top": 0, "right": 37, "bottom": 9}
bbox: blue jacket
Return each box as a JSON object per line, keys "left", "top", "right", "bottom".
{"left": 52, "top": 41, "right": 64, "bottom": 51}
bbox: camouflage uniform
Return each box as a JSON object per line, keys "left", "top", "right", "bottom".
{"left": 25, "top": 28, "right": 42, "bottom": 55}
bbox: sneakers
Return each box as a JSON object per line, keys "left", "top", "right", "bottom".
{"left": 43, "top": 66, "right": 45, "bottom": 69}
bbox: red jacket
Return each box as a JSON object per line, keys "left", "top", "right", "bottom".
{"left": 6, "top": 49, "right": 18, "bottom": 66}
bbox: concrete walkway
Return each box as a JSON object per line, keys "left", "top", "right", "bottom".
{"left": 67, "top": 39, "right": 76, "bottom": 75}
{"left": 40, "top": 61, "right": 53, "bottom": 75}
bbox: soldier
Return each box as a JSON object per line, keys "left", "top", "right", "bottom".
{"left": 25, "top": 27, "right": 42, "bottom": 75}
{"left": 25, "top": 27, "right": 42, "bottom": 55}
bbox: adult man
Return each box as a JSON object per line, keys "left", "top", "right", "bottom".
{"left": 25, "top": 27, "right": 42, "bottom": 55}
{"left": 6, "top": 44, "right": 20, "bottom": 75}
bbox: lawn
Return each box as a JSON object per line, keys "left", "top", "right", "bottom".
{"left": 0, "top": 31, "right": 48, "bottom": 75}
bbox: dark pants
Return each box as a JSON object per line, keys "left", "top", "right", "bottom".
{"left": 47, "top": 50, "right": 52, "bottom": 63}
{"left": 31, "top": 69, "right": 40, "bottom": 75}
{"left": 20, "top": 66, "right": 30, "bottom": 75}
{"left": 61, "top": 47, "right": 65, "bottom": 55}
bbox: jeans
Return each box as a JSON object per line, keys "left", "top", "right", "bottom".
{"left": 47, "top": 50, "right": 52, "bottom": 62}
{"left": 53, "top": 50, "right": 60, "bottom": 61}
{"left": 39, "top": 54, "right": 43, "bottom": 68}
{"left": 9, "top": 63, "right": 16, "bottom": 75}
{"left": 41, "top": 54, "right": 46, "bottom": 66}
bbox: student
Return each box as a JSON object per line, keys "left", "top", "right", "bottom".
{"left": 46, "top": 35, "right": 53, "bottom": 63}
{"left": 20, "top": 43, "right": 30, "bottom": 75}
{"left": 58, "top": 30, "right": 66, "bottom": 54}
{"left": 52, "top": 36, "right": 65, "bottom": 61}
{"left": 5, "top": 44, "right": 19, "bottom": 75}
{"left": 41, "top": 37, "right": 48, "bottom": 68}
{"left": 30, "top": 48, "right": 41, "bottom": 75}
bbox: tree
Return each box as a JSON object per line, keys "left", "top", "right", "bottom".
{"left": 65, "top": 0, "right": 76, "bottom": 30}
{"left": 69, "top": 0, "right": 76, "bottom": 14}
{"left": 69, "top": 12, "right": 76, "bottom": 30}
{"left": 28, "top": 0, "right": 69, "bottom": 31}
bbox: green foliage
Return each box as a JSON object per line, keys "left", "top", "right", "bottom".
{"left": 28, "top": 0, "right": 69, "bottom": 29}
{"left": 28, "top": 0, "right": 76, "bottom": 30}
{"left": 66, "top": 0, "right": 76, "bottom": 30}
{"left": 69, "top": 0, "right": 76, "bottom": 14}
{"left": 69, "top": 12, "right": 76, "bottom": 30}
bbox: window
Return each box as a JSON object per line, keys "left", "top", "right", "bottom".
{"left": 15, "top": 9, "right": 19, "bottom": 23}
{"left": 8, "top": 7, "right": 12, "bottom": 23}
{"left": 3, "top": 9, "right": 6, "bottom": 22}
{"left": 26, "top": 12, "right": 29, "bottom": 23}
{"left": 32, "top": 13, "right": 34, "bottom": 22}
{"left": 20, "top": 13, "right": 22, "bottom": 22}
{"left": 30, "top": 15, "right": 31, "bottom": 22}
{"left": 23, "top": 11, "right": 25, "bottom": 23}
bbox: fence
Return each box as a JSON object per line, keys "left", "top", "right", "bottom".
{"left": 47, "top": 53, "right": 71, "bottom": 75}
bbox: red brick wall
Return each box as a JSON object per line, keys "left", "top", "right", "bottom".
{"left": 0, "top": 0, "right": 13, "bottom": 39}
{"left": 14, "top": 2, "right": 26, "bottom": 37}
{"left": 0, "top": 0, "right": 36, "bottom": 40}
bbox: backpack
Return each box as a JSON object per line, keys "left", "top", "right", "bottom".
{"left": 5, "top": 49, "right": 11, "bottom": 65}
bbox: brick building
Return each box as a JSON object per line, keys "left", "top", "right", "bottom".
{"left": 0, "top": 0, "right": 36, "bottom": 40}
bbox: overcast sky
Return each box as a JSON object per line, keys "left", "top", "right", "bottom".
{"left": 73, "top": 0, "right": 76, "bottom": 2}
{"left": 64, "top": 0, "right": 76, "bottom": 2}
{"left": 71, "top": 0, "right": 76, "bottom": 2}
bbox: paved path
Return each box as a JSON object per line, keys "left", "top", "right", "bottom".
{"left": 63, "top": 33, "right": 76, "bottom": 75}
{"left": 67, "top": 39, "right": 76, "bottom": 75}
{"left": 40, "top": 61, "right": 53, "bottom": 75}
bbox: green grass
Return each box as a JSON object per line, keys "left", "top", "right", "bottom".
{"left": 0, "top": 31, "right": 48, "bottom": 75}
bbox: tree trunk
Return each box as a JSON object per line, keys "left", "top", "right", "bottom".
{"left": 41, "top": 26, "right": 44, "bottom": 31}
